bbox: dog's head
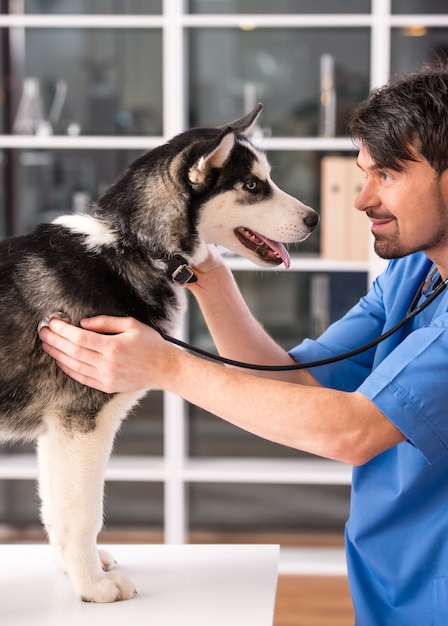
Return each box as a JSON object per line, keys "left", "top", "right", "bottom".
{"left": 183, "top": 104, "right": 319, "bottom": 269}
{"left": 95, "top": 105, "right": 318, "bottom": 270}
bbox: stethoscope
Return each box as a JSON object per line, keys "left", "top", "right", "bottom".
{"left": 161, "top": 269, "right": 448, "bottom": 372}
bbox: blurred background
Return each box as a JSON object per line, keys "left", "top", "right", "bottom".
{"left": 0, "top": 0, "right": 447, "bottom": 572}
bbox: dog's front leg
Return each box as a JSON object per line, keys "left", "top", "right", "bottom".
{"left": 37, "top": 401, "right": 138, "bottom": 603}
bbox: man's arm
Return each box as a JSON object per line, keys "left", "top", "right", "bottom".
{"left": 39, "top": 247, "right": 404, "bottom": 465}
{"left": 39, "top": 315, "right": 405, "bottom": 466}
{"left": 187, "top": 246, "right": 319, "bottom": 386}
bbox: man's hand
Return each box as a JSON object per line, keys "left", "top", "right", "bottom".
{"left": 191, "top": 244, "right": 224, "bottom": 274}
{"left": 39, "top": 316, "right": 171, "bottom": 394}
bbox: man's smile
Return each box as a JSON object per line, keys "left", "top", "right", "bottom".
{"left": 366, "top": 211, "right": 396, "bottom": 236}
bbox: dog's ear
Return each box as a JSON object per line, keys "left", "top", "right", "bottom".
{"left": 188, "top": 130, "right": 235, "bottom": 188}
{"left": 225, "top": 103, "right": 263, "bottom": 136}
{"left": 187, "top": 104, "right": 263, "bottom": 189}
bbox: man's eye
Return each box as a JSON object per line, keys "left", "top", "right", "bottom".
{"left": 245, "top": 180, "right": 258, "bottom": 191}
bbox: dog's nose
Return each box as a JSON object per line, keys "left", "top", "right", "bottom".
{"left": 304, "top": 210, "right": 320, "bottom": 230}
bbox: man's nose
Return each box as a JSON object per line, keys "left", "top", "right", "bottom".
{"left": 354, "top": 178, "right": 379, "bottom": 212}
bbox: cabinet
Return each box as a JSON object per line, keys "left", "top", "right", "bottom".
{"left": 1, "top": 0, "right": 447, "bottom": 574}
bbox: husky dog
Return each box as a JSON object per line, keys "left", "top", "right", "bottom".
{"left": 0, "top": 105, "right": 318, "bottom": 602}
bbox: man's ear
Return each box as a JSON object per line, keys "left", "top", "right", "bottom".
{"left": 188, "top": 130, "right": 235, "bottom": 188}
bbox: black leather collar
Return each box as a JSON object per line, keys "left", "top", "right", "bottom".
{"left": 166, "top": 254, "right": 198, "bottom": 285}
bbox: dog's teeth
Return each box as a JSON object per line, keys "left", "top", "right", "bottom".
{"left": 234, "top": 226, "right": 289, "bottom": 267}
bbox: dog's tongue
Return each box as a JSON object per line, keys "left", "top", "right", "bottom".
{"left": 258, "top": 234, "right": 291, "bottom": 269}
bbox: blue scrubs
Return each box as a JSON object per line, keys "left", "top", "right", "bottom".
{"left": 289, "top": 252, "right": 448, "bottom": 625}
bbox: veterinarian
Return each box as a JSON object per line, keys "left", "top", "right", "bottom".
{"left": 40, "top": 66, "right": 448, "bottom": 625}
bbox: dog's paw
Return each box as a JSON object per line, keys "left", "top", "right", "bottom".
{"left": 98, "top": 548, "right": 117, "bottom": 572}
{"left": 52, "top": 546, "right": 115, "bottom": 575}
{"left": 80, "top": 572, "right": 137, "bottom": 603}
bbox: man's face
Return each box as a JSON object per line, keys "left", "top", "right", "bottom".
{"left": 355, "top": 142, "right": 448, "bottom": 270}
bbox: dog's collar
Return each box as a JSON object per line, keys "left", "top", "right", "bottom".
{"left": 166, "top": 254, "right": 198, "bottom": 286}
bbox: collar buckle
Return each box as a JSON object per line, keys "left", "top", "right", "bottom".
{"left": 168, "top": 254, "right": 198, "bottom": 286}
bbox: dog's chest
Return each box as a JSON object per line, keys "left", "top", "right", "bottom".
{"left": 117, "top": 266, "right": 188, "bottom": 336}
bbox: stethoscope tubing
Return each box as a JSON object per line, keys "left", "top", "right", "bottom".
{"left": 161, "top": 277, "right": 448, "bottom": 372}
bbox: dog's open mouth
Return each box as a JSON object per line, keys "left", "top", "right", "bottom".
{"left": 234, "top": 227, "right": 291, "bottom": 268}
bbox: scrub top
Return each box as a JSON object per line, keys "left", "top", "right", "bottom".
{"left": 289, "top": 251, "right": 448, "bottom": 626}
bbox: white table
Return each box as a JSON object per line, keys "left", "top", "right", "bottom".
{"left": 0, "top": 544, "right": 279, "bottom": 625}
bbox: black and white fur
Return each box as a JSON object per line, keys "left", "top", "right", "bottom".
{"left": 0, "top": 105, "right": 318, "bottom": 602}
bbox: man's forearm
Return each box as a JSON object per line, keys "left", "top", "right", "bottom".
{"left": 189, "top": 260, "right": 317, "bottom": 384}
{"left": 162, "top": 342, "right": 404, "bottom": 465}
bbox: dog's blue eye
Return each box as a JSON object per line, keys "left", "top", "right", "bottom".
{"left": 246, "top": 180, "right": 258, "bottom": 191}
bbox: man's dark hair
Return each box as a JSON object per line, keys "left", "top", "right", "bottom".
{"left": 348, "top": 65, "right": 448, "bottom": 175}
